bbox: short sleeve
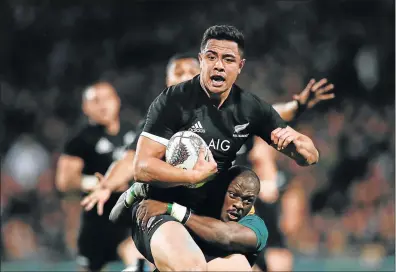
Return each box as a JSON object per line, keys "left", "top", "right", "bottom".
{"left": 127, "top": 120, "right": 145, "bottom": 151}
{"left": 62, "top": 131, "right": 87, "bottom": 159}
{"left": 238, "top": 214, "right": 268, "bottom": 251}
{"left": 254, "top": 99, "right": 287, "bottom": 145}
{"left": 142, "top": 88, "right": 183, "bottom": 146}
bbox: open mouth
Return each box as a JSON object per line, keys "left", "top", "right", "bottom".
{"left": 210, "top": 75, "right": 226, "bottom": 87}
{"left": 227, "top": 210, "right": 240, "bottom": 221}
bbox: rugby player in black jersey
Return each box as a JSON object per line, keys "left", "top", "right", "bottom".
{"left": 128, "top": 25, "right": 319, "bottom": 271}
{"left": 110, "top": 166, "right": 267, "bottom": 271}
{"left": 82, "top": 61, "right": 333, "bottom": 218}
{"left": 55, "top": 82, "right": 140, "bottom": 272}
{"left": 82, "top": 26, "right": 332, "bottom": 271}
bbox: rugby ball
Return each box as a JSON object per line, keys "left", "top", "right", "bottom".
{"left": 166, "top": 131, "right": 209, "bottom": 188}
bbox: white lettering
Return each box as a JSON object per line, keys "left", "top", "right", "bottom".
{"left": 209, "top": 139, "right": 216, "bottom": 150}
{"left": 208, "top": 139, "right": 230, "bottom": 152}
{"left": 233, "top": 133, "right": 249, "bottom": 138}
{"left": 189, "top": 128, "right": 205, "bottom": 133}
{"left": 220, "top": 140, "right": 230, "bottom": 151}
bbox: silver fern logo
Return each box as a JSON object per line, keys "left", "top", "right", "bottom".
{"left": 233, "top": 123, "right": 250, "bottom": 138}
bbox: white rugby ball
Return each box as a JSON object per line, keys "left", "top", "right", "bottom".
{"left": 166, "top": 131, "right": 209, "bottom": 171}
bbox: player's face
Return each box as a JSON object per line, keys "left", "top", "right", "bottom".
{"left": 199, "top": 39, "right": 245, "bottom": 95}
{"left": 166, "top": 58, "right": 200, "bottom": 87}
{"left": 83, "top": 84, "right": 120, "bottom": 125}
{"left": 221, "top": 178, "right": 258, "bottom": 222}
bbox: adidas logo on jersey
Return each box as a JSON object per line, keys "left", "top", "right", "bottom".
{"left": 189, "top": 121, "right": 206, "bottom": 133}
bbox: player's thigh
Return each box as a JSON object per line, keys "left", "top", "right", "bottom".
{"left": 150, "top": 220, "right": 207, "bottom": 271}
{"left": 130, "top": 204, "right": 206, "bottom": 271}
{"left": 207, "top": 254, "right": 252, "bottom": 272}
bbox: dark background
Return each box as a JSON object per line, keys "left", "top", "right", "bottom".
{"left": 1, "top": 0, "right": 394, "bottom": 269}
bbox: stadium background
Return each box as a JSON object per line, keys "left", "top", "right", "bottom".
{"left": 1, "top": 0, "right": 394, "bottom": 271}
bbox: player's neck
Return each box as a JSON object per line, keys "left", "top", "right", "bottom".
{"left": 105, "top": 119, "right": 120, "bottom": 135}
{"left": 199, "top": 78, "right": 231, "bottom": 109}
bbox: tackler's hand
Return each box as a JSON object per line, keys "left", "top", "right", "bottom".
{"left": 136, "top": 199, "right": 167, "bottom": 230}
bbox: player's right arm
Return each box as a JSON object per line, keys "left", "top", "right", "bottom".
{"left": 56, "top": 131, "right": 92, "bottom": 192}
{"left": 136, "top": 200, "right": 267, "bottom": 253}
{"left": 133, "top": 89, "right": 217, "bottom": 187}
{"left": 56, "top": 155, "right": 84, "bottom": 192}
{"left": 253, "top": 99, "right": 319, "bottom": 166}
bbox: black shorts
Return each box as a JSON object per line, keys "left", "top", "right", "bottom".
{"left": 77, "top": 194, "right": 130, "bottom": 270}
{"left": 130, "top": 202, "right": 179, "bottom": 264}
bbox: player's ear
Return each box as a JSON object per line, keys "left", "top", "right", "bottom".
{"left": 198, "top": 53, "right": 203, "bottom": 69}
{"left": 82, "top": 101, "right": 89, "bottom": 116}
{"left": 238, "top": 59, "right": 246, "bottom": 74}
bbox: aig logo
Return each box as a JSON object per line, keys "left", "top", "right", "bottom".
{"left": 209, "top": 139, "right": 230, "bottom": 152}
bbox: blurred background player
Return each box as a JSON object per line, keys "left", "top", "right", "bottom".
{"left": 235, "top": 79, "right": 335, "bottom": 272}
{"left": 55, "top": 82, "right": 141, "bottom": 272}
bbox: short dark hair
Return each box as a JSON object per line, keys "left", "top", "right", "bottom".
{"left": 166, "top": 52, "right": 198, "bottom": 72}
{"left": 214, "top": 165, "right": 260, "bottom": 196}
{"left": 200, "top": 25, "right": 245, "bottom": 57}
{"left": 227, "top": 165, "right": 259, "bottom": 188}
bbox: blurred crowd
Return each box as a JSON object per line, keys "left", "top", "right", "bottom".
{"left": 1, "top": 0, "right": 394, "bottom": 268}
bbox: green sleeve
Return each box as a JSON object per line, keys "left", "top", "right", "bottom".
{"left": 238, "top": 214, "right": 268, "bottom": 251}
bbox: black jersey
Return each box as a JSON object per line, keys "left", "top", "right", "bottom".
{"left": 140, "top": 75, "right": 287, "bottom": 214}
{"left": 63, "top": 122, "right": 137, "bottom": 219}
{"left": 131, "top": 119, "right": 254, "bottom": 167}
{"left": 127, "top": 119, "right": 145, "bottom": 151}
{"left": 143, "top": 75, "right": 286, "bottom": 171}
{"left": 234, "top": 137, "right": 255, "bottom": 167}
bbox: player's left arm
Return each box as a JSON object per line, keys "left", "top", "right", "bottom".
{"left": 255, "top": 100, "right": 319, "bottom": 166}
{"left": 136, "top": 200, "right": 266, "bottom": 253}
{"left": 271, "top": 126, "right": 319, "bottom": 166}
{"left": 272, "top": 78, "right": 335, "bottom": 122}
